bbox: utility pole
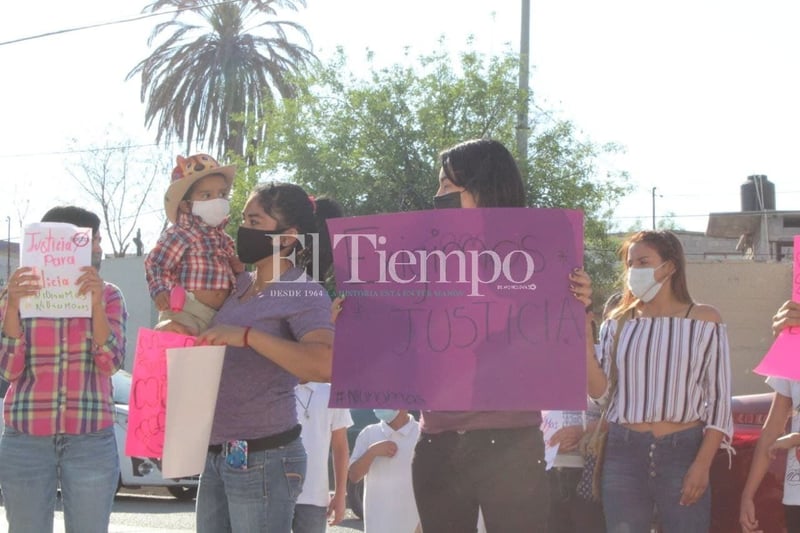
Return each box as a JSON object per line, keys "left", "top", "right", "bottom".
{"left": 651, "top": 187, "right": 657, "bottom": 230}
{"left": 516, "top": 0, "right": 531, "bottom": 169}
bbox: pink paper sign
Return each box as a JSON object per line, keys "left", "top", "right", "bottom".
{"left": 124, "top": 328, "right": 196, "bottom": 458}
{"left": 754, "top": 235, "right": 800, "bottom": 379}
{"left": 328, "top": 208, "right": 586, "bottom": 411}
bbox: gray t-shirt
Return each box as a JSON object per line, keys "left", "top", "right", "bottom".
{"left": 209, "top": 268, "right": 333, "bottom": 443}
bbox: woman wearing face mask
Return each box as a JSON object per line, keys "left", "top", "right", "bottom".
{"left": 412, "top": 139, "right": 592, "bottom": 533}
{"left": 159, "top": 182, "right": 336, "bottom": 533}
{"left": 584, "top": 230, "right": 733, "bottom": 533}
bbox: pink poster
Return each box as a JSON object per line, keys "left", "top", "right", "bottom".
{"left": 754, "top": 235, "right": 800, "bottom": 380}
{"left": 328, "top": 208, "right": 586, "bottom": 411}
{"left": 124, "top": 328, "right": 196, "bottom": 458}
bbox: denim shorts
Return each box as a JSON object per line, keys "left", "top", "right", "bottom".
{"left": 601, "top": 423, "right": 708, "bottom": 533}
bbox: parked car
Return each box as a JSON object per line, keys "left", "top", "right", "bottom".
{"left": 709, "top": 392, "right": 787, "bottom": 533}
{"left": 111, "top": 370, "right": 199, "bottom": 500}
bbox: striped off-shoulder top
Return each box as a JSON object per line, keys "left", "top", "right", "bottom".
{"left": 595, "top": 315, "right": 733, "bottom": 442}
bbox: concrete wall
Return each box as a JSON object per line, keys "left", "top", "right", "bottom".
{"left": 677, "top": 231, "right": 744, "bottom": 261}
{"left": 0, "top": 241, "right": 20, "bottom": 288}
{"left": 101, "top": 256, "right": 158, "bottom": 373}
{"left": 686, "top": 260, "right": 791, "bottom": 395}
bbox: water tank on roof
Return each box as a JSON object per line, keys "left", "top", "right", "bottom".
{"left": 741, "top": 174, "right": 775, "bottom": 211}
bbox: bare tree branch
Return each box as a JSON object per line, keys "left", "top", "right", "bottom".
{"left": 67, "top": 134, "right": 167, "bottom": 257}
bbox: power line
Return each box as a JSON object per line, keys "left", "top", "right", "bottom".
{"left": 0, "top": 1, "right": 237, "bottom": 47}
{"left": 1, "top": 11, "right": 163, "bottom": 47}
{"left": 0, "top": 141, "right": 179, "bottom": 159}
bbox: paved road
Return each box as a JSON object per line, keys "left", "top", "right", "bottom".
{"left": 0, "top": 488, "right": 365, "bottom": 532}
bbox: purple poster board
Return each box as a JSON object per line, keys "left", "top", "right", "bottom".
{"left": 328, "top": 208, "right": 586, "bottom": 411}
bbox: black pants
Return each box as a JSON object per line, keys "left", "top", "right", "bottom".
{"left": 412, "top": 426, "right": 549, "bottom": 533}
{"left": 547, "top": 467, "right": 606, "bottom": 533}
{"left": 787, "top": 505, "right": 800, "bottom": 533}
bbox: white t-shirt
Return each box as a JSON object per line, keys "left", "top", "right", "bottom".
{"left": 766, "top": 376, "right": 800, "bottom": 505}
{"left": 295, "top": 382, "right": 353, "bottom": 507}
{"left": 349, "top": 416, "right": 421, "bottom": 533}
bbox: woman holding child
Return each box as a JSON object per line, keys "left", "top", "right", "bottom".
{"left": 159, "top": 180, "right": 335, "bottom": 533}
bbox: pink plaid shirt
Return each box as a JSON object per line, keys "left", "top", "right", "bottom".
{"left": 145, "top": 212, "right": 237, "bottom": 298}
{"left": 0, "top": 283, "right": 126, "bottom": 435}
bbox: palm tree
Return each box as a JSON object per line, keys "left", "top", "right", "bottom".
{"left": 128, "top": 0, "right": 316, "bottom": 158}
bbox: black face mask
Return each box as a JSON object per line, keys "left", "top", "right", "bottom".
{"left": 433, "top": 191, "right": 462, "bottom": 209}
{"left": 236, "top": 226, "right": 288, "bottom": 264}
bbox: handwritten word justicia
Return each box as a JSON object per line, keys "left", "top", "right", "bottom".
{"left": 25, "top": 230, "right": 80, "bottom": 254}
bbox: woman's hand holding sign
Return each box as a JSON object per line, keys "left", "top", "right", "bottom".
{"left": 569, "top": 267, "right": 593, "bottom": 309}
{"left": 772, "top": 299, "right": 800, "bottom": 337}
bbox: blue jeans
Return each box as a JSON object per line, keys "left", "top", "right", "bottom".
{"left": 601, "top": 423, "right": 709, "bottom": 533}
{"left": 292, "top": 503, "right": 327, "bottom": 533}
{"left": 0, "top": 426, "right": 119, "bottom": 533}
{"left": 196, "top": 437, "right": 306, "bottom": 533}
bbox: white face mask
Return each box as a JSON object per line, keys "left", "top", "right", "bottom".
{"left": 192, "top": 198, "right": 230, "bottom": 227}
{"left": 373, "top": 409, "right": 400, "bottom": 424}
{"left": 627, "top": 261, "right": 668, "bottom": 302}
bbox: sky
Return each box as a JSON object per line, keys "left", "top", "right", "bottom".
{"left": 2, "top": 0, "right": 800, "bottom": 254}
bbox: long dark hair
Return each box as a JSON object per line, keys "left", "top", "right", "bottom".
{"left": 313, "top": 197, "right": 344, "bottom": 291}
{"left": 439, "top": 139, "right": 526, "bottom": 208}
{"left": 251, "top": 183, "right": 336, "bottom": 279}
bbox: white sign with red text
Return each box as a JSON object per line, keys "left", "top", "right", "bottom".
{"left": 19, "top": 222, "right": 92, "bottom": 318}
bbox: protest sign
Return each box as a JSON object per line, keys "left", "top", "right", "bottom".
{"left": 328, "top": 208, "right": 586, "bottom": 411}
{"left": 161, "top": 345, "right": 226, "bottom": 478}
{"left": 19, "top": 222, "right": 92, "bottom": 318}
{"left": 754, "top": 234, "right": 800, "bottom": 380}
{"left": 125, "top": 328, "right": 196, "bottom": 458}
